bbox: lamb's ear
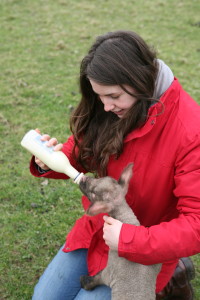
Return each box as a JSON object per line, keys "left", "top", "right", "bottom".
{"left": 118, "top": 163, "right": 133, "bottom": 193}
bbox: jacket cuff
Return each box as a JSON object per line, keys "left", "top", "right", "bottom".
{"left": 118, "top": 223, "right": 137, "bottom": 259}
{"left": 37, "top": 165, "right": 51, "bottom": 174}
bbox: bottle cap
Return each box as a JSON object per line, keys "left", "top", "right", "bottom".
{"left": 74, "top": 173, "right": 84, "bottom": 184}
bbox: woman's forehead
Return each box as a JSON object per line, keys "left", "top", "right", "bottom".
{"left": 89, "top": 79, "right": 123, "bottom": 95}
{"left": 89, "top": 79, "right": 135, "bottom": 96}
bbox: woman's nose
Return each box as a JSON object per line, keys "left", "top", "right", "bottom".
{"left": 102, "top": 99, "right": 115, "bottom": 112}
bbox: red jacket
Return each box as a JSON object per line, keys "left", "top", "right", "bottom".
{"left": 30, "top": 78, "right": 200, "bottom": 292}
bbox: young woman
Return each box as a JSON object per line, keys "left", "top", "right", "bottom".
{"left": 30, "top": 31, "right": 200, "bottom": 300}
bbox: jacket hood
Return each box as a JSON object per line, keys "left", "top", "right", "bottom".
{"left": 124, "top": 78, "right": 179, "bottom": 142}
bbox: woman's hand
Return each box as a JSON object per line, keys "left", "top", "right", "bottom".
{"left": 103, "top": 215, "right": 123, "bottom": 251}
{"left": 34, "top": 128, "right": 63, "bottom": 170}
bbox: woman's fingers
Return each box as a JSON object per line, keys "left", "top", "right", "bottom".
{"left": 40, "top": 134, "right": 51, "bottom": 142}
{"left": 54, "top": 143, "right": 63, "bottom": 151}
{"left": 46, "top": 137, "right": 58, "bottom": 147}
{"left": 33, "top": 130, "right": 62, "bottom": 170}
{"left": 35, "top": 128, "right": 41, "bottom": 134}
{"left": 35, "top": 157, "right": 49, "bottom": 170}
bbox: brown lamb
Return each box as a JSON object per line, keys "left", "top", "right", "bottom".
{"left": 79, "top": 163, "right": 161, "bottom": 300}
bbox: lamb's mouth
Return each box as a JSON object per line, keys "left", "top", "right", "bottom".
{"left": 86, "top": 202, "right": 94, "bottom": 215}
{"left": 79, "top": 178, "right": 88, "bottom": 195}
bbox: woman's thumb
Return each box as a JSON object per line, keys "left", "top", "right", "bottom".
{"left": 103, "top": 215, "right": 114, "bottom": 225}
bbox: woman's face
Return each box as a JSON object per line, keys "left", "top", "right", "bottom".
{"left": 89, "top": 79, "right": 138, "bottom": 118}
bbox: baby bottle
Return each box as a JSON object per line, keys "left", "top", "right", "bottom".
{"left": 21, "top": 129, "right": 84, "bottom": 184}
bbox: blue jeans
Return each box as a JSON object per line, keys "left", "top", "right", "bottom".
{"left": 32, "top": 247, "right": 111, "bottom": 300}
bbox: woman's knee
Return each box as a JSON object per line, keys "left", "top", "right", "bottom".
{"left": 32, "top": 248, "right": 88, "bottom": 300}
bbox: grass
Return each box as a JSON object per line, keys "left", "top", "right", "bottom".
{"left": 0, "top": 0, "right": 200, "bottom": 298}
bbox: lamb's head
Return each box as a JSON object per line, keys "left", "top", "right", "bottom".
{"left": 79, "top": 163, "right": 133, "bottom": 216}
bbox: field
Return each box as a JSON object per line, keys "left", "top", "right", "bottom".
{"left": 0, "top": 0, "right": 199, "bottom": 299}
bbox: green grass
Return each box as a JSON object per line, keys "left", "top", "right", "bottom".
{"left": 0, "top": 0, "right": 199, "bottom": 298}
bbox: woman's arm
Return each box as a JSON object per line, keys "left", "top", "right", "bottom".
{"left": 104, "top": 136, "right": 200, "bottom": 264}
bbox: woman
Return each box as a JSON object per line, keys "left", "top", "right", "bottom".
{"left": 30, "top": 31, "right": 199, "bottom": 299}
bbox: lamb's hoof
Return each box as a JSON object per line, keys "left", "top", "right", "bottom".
{"left": 80, "top": 275, "right": 94, "bottom": 290}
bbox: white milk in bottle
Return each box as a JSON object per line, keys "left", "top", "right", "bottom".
{"left": 21, "top": 129, "right": 84, "bottom": 184}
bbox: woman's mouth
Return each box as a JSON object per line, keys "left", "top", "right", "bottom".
{"left": 113, "top": 109, "right": 124, "bottom": 117}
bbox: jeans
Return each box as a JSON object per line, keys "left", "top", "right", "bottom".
{"left": 32, "top": 247, "right": 111, "bottom": 300}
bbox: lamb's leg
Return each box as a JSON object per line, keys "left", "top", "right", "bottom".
{"left": 80, "top": 270, "right": 104, "bottom": 290}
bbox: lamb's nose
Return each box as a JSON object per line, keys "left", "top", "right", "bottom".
{"left": 80, "top": 175, "right": 86, "bottom": 183}
{"left": 79, "top": 176, "right": 87, "bottom": 190}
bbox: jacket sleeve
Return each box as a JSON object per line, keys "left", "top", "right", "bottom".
{"left": 30, "top": 135, "right": 86, "bottom": 179}
{"left": 118, "top": 134, "right": 200, "bottom": 265}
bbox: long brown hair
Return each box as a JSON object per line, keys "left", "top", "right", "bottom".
{"left": 70, "top": 30, "right": 158, "bottom": 176}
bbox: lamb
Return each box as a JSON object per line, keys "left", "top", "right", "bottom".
{"left": 79, "top": 163, "right": 161, "bottom": 300}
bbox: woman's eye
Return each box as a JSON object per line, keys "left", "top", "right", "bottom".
{"left": 96, "top": 95, "right": 101, "bottom": 101}
{"left": 111, "top": 95, "right": 119, "bottom": 99}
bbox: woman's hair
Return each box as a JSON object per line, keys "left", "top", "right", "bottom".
{"left": 70, "top": 30, "right": 158, "bottom": 176}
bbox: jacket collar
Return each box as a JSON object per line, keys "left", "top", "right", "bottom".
{"left": 124, "top": 78, "right": 180, "bottom": 142}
